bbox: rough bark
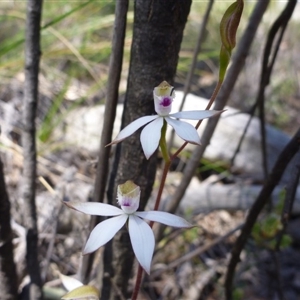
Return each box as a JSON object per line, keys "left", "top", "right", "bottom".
{"left": 0, "top": 157, "right": 18, "bottom": 300}
{"left": 102, "top": 1, "right": 192, "bottom": 299}
{"left": 21, "top": 0, "right": 43, "bottom": 299}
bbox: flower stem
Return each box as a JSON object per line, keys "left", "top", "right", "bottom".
{"left": 159, "top": 120, "right": 170, "bottom": 164}
{"left": 152, "top": 160, "right": 171, "bottom": 213}
{"left": 131, "top": 264, "right": 144, "bottom": 300}
{"left": 131, "top": 161, "right": 171, "bottom": 300}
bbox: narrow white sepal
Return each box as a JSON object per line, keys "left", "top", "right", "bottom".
{"left": 140, "top": 117, "right": 164, "bottom": 159}
{"left": 170, "top": 110, "right": 219, "bottom": 120}
{"left": 83, "top": 214, "right": 128, "bottom": 254}
{"left": 165, "top": 117, "right": 201, "bottom": 145}
{"left": 135, "top": 211, "right": 193, "bottom": 228}
{"left": 110, "top": 115, "right": 158, "bottom": 144}
{"left": 128, "top": 215, "right": 155, "bottom": 275}
{"left": 65, "top": 201, "right": 123, "bottom": 216}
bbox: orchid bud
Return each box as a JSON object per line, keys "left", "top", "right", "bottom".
{"left": 220, "top": 0, "right": 244, "bottom": 52}
{"left": 219, "top": 0, "right": 244, "bottom": 81}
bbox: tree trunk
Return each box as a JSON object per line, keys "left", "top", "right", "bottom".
{"left": 102, "top": 1, "right": 191, "bottom": 299}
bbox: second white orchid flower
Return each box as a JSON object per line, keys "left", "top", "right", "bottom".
{"left": 108, "top": 81, "right": 220, "bottom": 159}
{"left": 65, "top": 181, "right": 192, "bottom": 275}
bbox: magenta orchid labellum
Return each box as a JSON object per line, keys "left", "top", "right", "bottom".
{"left": 107, "top": 81, "right": 220, "bottom": 159}
{"left": 64, "top": 180, "right": 192, "bottom": 274}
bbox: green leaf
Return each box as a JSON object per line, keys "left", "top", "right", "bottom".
{"left": 218, "top": 0, "right": 244, "bottom": 81}
{"left": 43, "top": 0, "right": 94, "bottom": 30}
{"left": 220, "top": 0, "right": 244, "bottom": 52}
{"left": 0, "top": 0, "right": 94, "bottom": 58}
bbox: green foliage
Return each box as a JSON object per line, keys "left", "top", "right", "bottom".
{"left": 1, "top": 0, "right": 297, "bottom": 152}
{"left": 38, "top": 79, "right": 71, "bottom": 143}
{"left": 232, "top": 287, "right": 244, "bottom": 300}
{"left": 197, "top": 157, "right": 229, "bottom": 178}
{"left": 251, "top": 194, "right": 292, "bottom": 250}
{"left": 0, "top": 1, "right": 129, "bottom": 147}
{"left": 182, "top": 226, "right": 200, "bottom": 244}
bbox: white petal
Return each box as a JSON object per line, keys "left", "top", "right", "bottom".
{"left": 108, "top": 115, "right": 158, "bottom": 145}
{"left": 169, "top": 110, "right": 219, "bottom": 120}
{"left": 128, "top": 215, "right": 155, "bottom": 274}
{"left": 65, "top": 201, "right": 123, "bottom": 216}
{"left": 140, "top": 117, "right": 164, "bottom": 159}
{"left": 135, "top": 211, "right": 193, "bottom": 228}
{"left": 165, "top": 117, "right": 201, "bottom": 145}
{"left": 83, "top": 214, "right": 128, "bottom": 254}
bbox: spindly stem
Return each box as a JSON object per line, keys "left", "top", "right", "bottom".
{"left": 131, "top": 265, "right": 144, "bottom": 300}
{"left": 131, "top": 162, "right": 171, "bottom": 300}
{"left": 159, "top": 119, "right": 170, "bottom": 164}
{"left": 152, "top": 160, "right": 171, "bottom": 213}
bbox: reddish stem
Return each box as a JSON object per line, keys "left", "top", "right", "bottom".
{"left": 151, "top": 160, "right": 171, "bottom": 219}
{"left": 131, "top": 264, "right": 144, "bottom": 300}
{"left": 131, "top": 161, "right": 171, "bottom": 300}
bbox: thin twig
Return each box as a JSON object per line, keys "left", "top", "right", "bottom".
{"left": 21, "top": 0, "right": 44, "bottom": 298}
{"left": 256, "top": 0, "right": 297, "bottom": 179}
{"left": 151, "top": 223, "right": 243, "bottom": 278}
{"left": 41, "top": 203, "right": 63, "bottom": 282}
{"left": 272, "top": 149, "right": 300, "bottom": 299}
{"left": 230, "top": 102, "right": 257, "bottom": 167}
{"left": 280, "top": 150, "right": 300, "bottom": 232}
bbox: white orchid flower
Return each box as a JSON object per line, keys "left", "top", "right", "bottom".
{"left": 65, "top": 181, "right": 192, "bottom": 274}
{"left": 108, "top": 81, "right": 220, "bottom": 159}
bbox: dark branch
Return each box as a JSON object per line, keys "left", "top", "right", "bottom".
{"left": 21, "top": 0, "right": 43, "bottom": 299}
{"left": 256, "top": 0, "right": 297, "bottom": 179}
